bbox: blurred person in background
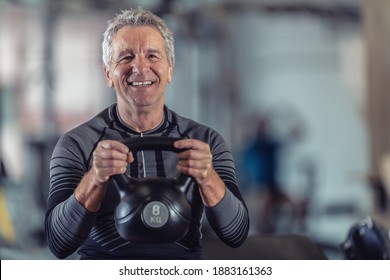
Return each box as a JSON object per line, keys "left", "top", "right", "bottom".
{"left": 240, "top": 113, "right": 304, "bottom": 234}
{"left": 44, "top": 7, "right": 249, "bottom": 260}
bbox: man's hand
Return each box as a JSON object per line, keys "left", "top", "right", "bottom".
{"left": 75, "top": 140, "right": 133, "bottom": 212}
{"left": 91, "top": 140, "right": 134, "bottom": 186}
{"left": 174, "top": 139, "right": 225, "bottom": 206}
{"left": 174, "top": 139, "right": 213, "bottom": 185}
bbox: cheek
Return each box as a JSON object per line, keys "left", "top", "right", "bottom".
{"left": 113, "top": 63, "right": 132, "bottom": 78}
{"left": 112, "top": 70, "right": 121, "bottom": 80}
{"left": 111, "top": 68, "right": 129, "bottom": 86}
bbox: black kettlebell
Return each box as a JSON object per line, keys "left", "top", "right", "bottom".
{"left": 111, "top": 137, "right": 194, "bottom": 244}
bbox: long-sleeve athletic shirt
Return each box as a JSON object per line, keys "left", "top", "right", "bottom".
{"left": 45, "top": 104, "right": 249, "bottom": 259}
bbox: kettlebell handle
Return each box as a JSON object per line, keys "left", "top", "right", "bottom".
{"left": 111, "top": 136, "right": 193, "bottom": 194}
{"left": 119, "top": 136, "right": 186, "bottom": 153}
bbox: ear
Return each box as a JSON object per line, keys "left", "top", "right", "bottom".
{"left": 167, "top": 63, "right": 174, "bottom": 84}
{"left": 103, "top": 65, "right": 114, "bottom": 88}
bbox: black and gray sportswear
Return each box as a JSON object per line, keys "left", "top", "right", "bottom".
{"left": 45, "top": 104, "right": 249, "bottom": 259}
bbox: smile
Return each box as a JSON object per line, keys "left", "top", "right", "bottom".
{"left": 129, "top": 81, "right": 154, "bottom": 87}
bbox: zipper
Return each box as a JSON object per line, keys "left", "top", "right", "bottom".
{"left": 140, "top": 133, "right": 146, "bottom": 178}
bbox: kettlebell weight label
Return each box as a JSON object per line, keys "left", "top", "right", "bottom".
{"left": 152, "top": 204, "right": 161, "bottom": 216}
{"left": 142, "top": 201, "right": 169, "bottom": 228}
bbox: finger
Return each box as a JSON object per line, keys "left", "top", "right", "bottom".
{"left": 177, "top": 148, "right": 213, "bottom": 163}
{"left": 176, "top": 149, "right": 207, "bottom": 160}
{"left": 93, "top": 165, "right": 127, "bottom": 183}
{"left": 174, "top": 139, "right": 204, "bottom": 150}
{"left": 103, "top": 141, "right": 133, "bottom": 163}
{"left": 92, "top": 140, "right": 132, "bottom": 183}
{"left": 175, "top": 140, "right": 211, "bottom": 159}
{"left": 100, "top": 140, "right": 129, "bottom": 154}
{"left": 94, "top": 157, "right": 129, "bottom": 169}
{"left": 95, "top": 140, "right": 130, "bottom": 161}
{"left": 176, "top": 165, "right": 210, "bottom": 183}
{"left": 126, "top": 152, "right": 134, "bottom": 163}
{"left": 177, "top": 157, "right": 212, "bottom": 169}
{"left": 95, "top": 149, "right": 129, "bottom": 161}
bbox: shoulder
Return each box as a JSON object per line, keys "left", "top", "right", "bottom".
{"left": 167, "top": 108, "right": 221, "bottom": 136}
{"left": 56, "top": 105, "right": 115, "bottom": 150}
{"left": 166, "top": 107, "right": 227, "bottom": 149}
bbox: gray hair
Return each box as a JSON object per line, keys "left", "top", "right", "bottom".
{"left": 102, "top": 7, "right": 175, "bottom": 69}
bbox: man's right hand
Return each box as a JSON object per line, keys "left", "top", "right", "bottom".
{"left": 75, "top": 140, "right": 133, "bottom": 212}
{"left": 91, "top": 140, "right": 134, "bottom": 186}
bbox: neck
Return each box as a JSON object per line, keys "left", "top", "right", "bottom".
{"left": 117, "top": 104, "right": 164, "bottom": 132}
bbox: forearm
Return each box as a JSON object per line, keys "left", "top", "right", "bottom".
{"left": 46, "top": 168, "right": 106, "bottom": 258}
{"left": 198, "top": 168, "right": 226, "bottom": 207}
{"left": 45, "top": 194, "right": 97, "bottom": 259}
{"left": 205, "top": 188, "right": 250, "bottom": 248}
{"left": 74, "top": 170, "right": 108, "bottom": 212}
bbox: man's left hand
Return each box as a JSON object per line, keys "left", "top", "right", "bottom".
{"left": 174, "top": 139, "right": 225, "bottom": 206}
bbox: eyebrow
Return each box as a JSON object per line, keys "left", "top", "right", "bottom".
{"left": 116, "top": 47, "right": 164, "bottom": 58}
{"left": 148, "top": 48, "right": 163, "bottom": 54}
{"left": 116, "top": 48, "right": 133, "bottom": 60}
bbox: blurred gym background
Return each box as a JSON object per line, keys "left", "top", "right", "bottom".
{"left": 1, "top": 0, "right": 390, "bottom": 259}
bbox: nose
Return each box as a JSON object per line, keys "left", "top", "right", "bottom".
{"left": 131, "top": 56, "right": 149, "bottom": 74}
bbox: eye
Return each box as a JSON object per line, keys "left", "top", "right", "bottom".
{"left": 118, "top": 55, "right": 133, "bottom": 64}
{"left": 148, "top": 53, "right": 161, "bottom": 60}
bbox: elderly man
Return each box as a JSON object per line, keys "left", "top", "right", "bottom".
{"left": 45, "top": 7, "right": 249, "bottom": 260}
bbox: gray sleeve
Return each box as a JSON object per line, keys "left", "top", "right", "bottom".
{"left": 45, "top": 194, "right": 97, "bottom": 259}
{"left": 204, "top": 188, "right": 250, "bottom": 248}
{"left": 44, "top": 135, "right": 97, "bottom": 259}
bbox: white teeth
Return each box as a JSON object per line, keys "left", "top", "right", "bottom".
{"left": 130, "top": 81, "right": 153, "bottom": 86}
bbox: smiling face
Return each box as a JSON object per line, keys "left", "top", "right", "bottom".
{"left": 104, "top": 25, "right": 173, "bottom": 113}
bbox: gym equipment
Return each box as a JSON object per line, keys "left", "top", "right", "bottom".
{"left": 111, "top": 137, "right": 194, "bottom": 244}
{"left": 340, "top": 216, "right": 390, "bottom": 260}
